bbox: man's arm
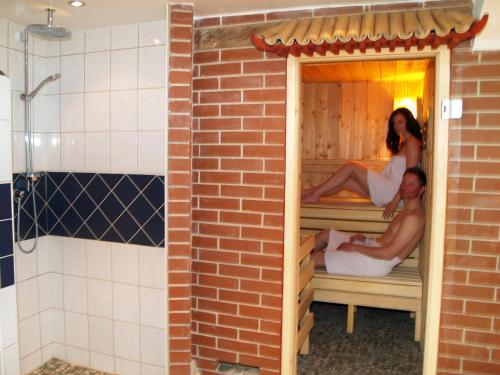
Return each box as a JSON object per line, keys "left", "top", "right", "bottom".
{"left": 338, "top": 214, "right": 423, "bottom": 260}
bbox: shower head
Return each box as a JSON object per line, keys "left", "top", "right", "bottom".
{"left": 25, "top": 8, "right": 71, "bottom": 40}
{"left": 21, "top": 73, "right": 61, "bottom": 102}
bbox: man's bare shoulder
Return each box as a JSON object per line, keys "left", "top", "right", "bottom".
{"left": 399, "top": 208, "right": 425, "bottom": 228}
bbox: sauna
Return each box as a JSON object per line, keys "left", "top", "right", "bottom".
{"left": 295, "top": 57, "right": 437, "bottom": 372}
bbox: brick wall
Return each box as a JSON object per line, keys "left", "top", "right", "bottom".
{"left": 167, "top": 4, "right": 193, "bottom": 374}
{"left": 187, "top": 2, "right": 499, "bottom": 375}
{"left": 439, "top": 42, "right": 500, "bottom": 375}
{"left": 191, "top": 15, "right": 287, "bottom": 374}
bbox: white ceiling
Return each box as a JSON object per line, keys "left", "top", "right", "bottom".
{"left": 1, "top": 0, "right": 438, "bottom": 30}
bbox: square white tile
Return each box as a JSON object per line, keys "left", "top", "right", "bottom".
{"left": 3, "top": 342, "right": 21, "bottom": 375}
{"left": 139, "top": 246, "right": 165, "bottom": 289}
{"left": 84, "top": 132, "right": 110, "bottom": 173}
{"left": 85, "top": 51, "right": 111, "bottom": 92}
{"left": 62, "top": 238, "right": 87, "bottom": 276}
{"left": 40, "top": 308, "right": 65, "bottom": 346}
{"left": 8, "top": 22, "right": 24, "bottom": 52}
{"left": 139, "top": 287, "right": 165, "bottom": 329}
{"left": 87, "top": 279, "right": 113, "bottom": 319}
{"left": 140, "top": 326, "right": 165, "bottom": 367}
{"left": 34, "top": 94, "right": 60, "bottom": 133}
{"left": 110, "top": 131, "right": 137, "bottom": 173}
{"left": 85, "top": 27, "right": 111, "bottom": 52}
{"left": 61, "top": 30, "right": 84, "bottom": 55}
{"left": 8, "top": 49, "right": 25, "bottom": 91}
{"left": 16, "top": 277, "right": 39, "bottom": 321}
{"left": 14, "top": 242, "right": 37, "bottom": 282}
{"left": 0, "top": 46, "right": 7, "bottom": 77}
{"left": 19, "top": 349, "right": 41, "bottom": 375}
{"left": 111, "top": 243, "right": 139, "bottom": 284}
{"left": 41, "top": 342, "right": 66, "bottom": 363}
{"left": 63, "top": 275, "right": 88, "bottom": 313}
{"left": 85, "top": 92, "right": 110, "bottom": 132}
{"left": 113, "top": 321, "right": 140, "bottom": 361}
{"left": 113, "top": 283, "right": 139, "bottom": 323}
{"left": 137, "top": 131, "right": 164, "bottom": 175}
{"left": 0, "top": 285, "right": 19, "bottom": 348}
{"left": 18, "top": 314, "right": 41, "bottom": 358}
{"left": 111, "top": 90, "right": 137, "bottom": 131}
{"left": 65, "top": 346, "right": 90, "bottom": 367}
{"left": 65, "top": 311, "right": 89, "bottom": 349}
{"left": 88, "top": 316, "right": 114, "bottom": 355}
{"left": 11, "top": 131, "right": 26, "bottom": 173}
{"left": 111, "top": 24, "right": 138, "bottom": 50}
{"left": 37, "top": 236, "right": 63, "bottom": 275}
{"left": 61, "top": 93, "right": 85, "bottom": 132}
{"left": 141, "top": 364, "right": 165, "bottom": 375}
{"left": 0, "top": 19, "right": 8, "bottom": 47}
{"left": 138, "top": 88, "right": 165, "bottom": 131}
{"left": 90, "top": 352, "right": 115, "bottom": 373}
{"left": 86, "top": 240, "right": 112, "bottom": 280}
{"left": 139, "top": 21, "right": 166, "bottom": 47}
{"left": 114, "top": 357, "right": 140, "bottom": 375}
{"left": 110, "top": 49, "right": 138, "bottom": 90}
{"left": 60, "top": 132, "right": 85, "bottom": 172}
{"left": 38, "top": 272, "right": 63, "bottom": 311}
{"left": 61, "top": 54, "right": 84, "bottom": 94}
{"left": 11, "top": 91, "right": 25, "bottom": 132}
{"left": 33, "top": 132, "right": 60, "bottom": 171}
{"left": 138, "top": 46, "right": 165, "bottom": 89}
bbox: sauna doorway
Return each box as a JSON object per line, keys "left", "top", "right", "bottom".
{"left": 282, "top": 47, "right": 451, "bottom": 375}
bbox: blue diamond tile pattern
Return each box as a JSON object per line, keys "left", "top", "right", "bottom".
{"left": 12, "top": 172, "right": 165, "bottom": 247}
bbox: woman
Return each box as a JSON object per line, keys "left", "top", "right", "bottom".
{"left": 301, "top": 107, "right": 422, "bottom": 218}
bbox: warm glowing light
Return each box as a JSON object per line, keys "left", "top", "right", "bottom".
{"left": 393, "top": 97, "right": 418, "bottom": 118}
{"left": 68, "top": 1, "right": 86, "bottom": 7}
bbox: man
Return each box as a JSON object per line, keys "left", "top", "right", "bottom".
{"left": 311, "top": 167, "right": 426, "bottom": 277}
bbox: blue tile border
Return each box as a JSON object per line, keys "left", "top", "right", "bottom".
{"left": 13, "top": 172, "right": 165, "bottom": 248}
{"left": 0, "top": 255, "right": 14, "bottom": 288}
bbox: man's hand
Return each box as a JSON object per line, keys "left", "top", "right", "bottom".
{"left": 350, "top": 233, "right": 366, "bottom": 243}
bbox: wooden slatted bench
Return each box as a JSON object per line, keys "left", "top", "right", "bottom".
{"left": 301, "top": 199, "right": 423, "bottom": 342}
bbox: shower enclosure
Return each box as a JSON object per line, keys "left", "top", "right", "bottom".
{"left": 15, "top": 9, "right": 70, "bottom": 254}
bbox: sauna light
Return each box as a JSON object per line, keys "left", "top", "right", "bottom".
{"left": 68, "top": 1, "right": 86, "bottom": 7}
{"left": 393, "top": 97, "right": 417, "bottom": 118}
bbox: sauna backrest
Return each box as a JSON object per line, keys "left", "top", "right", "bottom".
{"left": 300, "top": 203, "right": 420, "bottom": 268}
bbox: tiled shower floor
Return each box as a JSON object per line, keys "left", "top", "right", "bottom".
{"left": 28, "top": 358, "right": 114, "bottom": 375}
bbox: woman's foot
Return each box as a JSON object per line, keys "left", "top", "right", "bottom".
{"left": 301, "top": 186, "right": 316, "bottom": 199}
{"left": 301, "top": 192, "right": 320, "bottom": 203}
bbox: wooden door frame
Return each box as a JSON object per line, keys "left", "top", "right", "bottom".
{"left": 281, "top": 46, "right": 450, "bottom": 375}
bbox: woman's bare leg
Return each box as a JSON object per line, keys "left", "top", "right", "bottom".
{"left": 302, "top": 162, "right": 370, "bottom": 203}
{"left": 316, "top": 179, "right": 370, "bottom": 199}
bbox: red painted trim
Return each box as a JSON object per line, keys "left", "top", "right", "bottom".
{"left": 251, "top": 15, "right": 489, "bottom": 58}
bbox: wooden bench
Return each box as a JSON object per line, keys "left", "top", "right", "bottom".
{"left": 301, "top": 200, "right": 423, "bottom": 342}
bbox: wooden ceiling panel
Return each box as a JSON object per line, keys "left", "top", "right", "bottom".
{"left": 302, "top": 59, "right": 431, "bottom": 83}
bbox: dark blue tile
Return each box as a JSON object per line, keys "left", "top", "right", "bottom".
{"left": 47, "top": 172, "right": 68, "bottom": 187}
{"left": 101, "top": 174, "right": 122, "bottom": 190}
{"left": 0, "top": 256, "right": 14, "bottom": 288}
{"left": 128, "top": 196, "right": 155, "bottom": 225}
{"left": 45, "top": 173, "right": 58, "bottom": 200}
{"left": 142, "top": 177, "right": 164, "bottom": 210}
{"left": 0, "top": 220, "right": 14, "bottom": 257}
{"left": 50, "top": 221, "right": 70, "bottom": 237}
{"left": 73, "top": 173, "right": 94, "bottom": 188}
{"left": 158, "top": 175, "right": 165, "bottom": 183}
{"left": 114, "top": 212, "right": 140, "bottom": 242}
{"left": 74, "top": 224, "right": 96, "bottom": 240}
{"left": 0, "top": 184, "right": 12, "bottom": 220}
{"left": 46, "top": 208, "right": 59, "bottom": 233}
{"left": 158, "top": 239, "right": 165, "bottom": 247}
{"left": 113, "top": 176, "right": 139, "bottom": 207}
{"left": 142, "top": 213, "right": 164, "bottom": 246}
{"left": 86, "top": 176, "right": 111, "bottom": 204}
{"left": 129, "top": 230, "right": 155, "bottom": 247}
{"left": 100, "top": 227, "right": 125, "bottom": 243}
{"left": 60, "top": 174, "right": 82, "bottom": 202}
{"left": 157, "top": 204, "right": 165, "bottom": 220}
{"left": 47, "top": 190, "right": 70, "bottom": 218}
{"left": 99, "top": 194, "right": 125, "bottom": 223}
{"left": 59, "top": 207, "right": 83, "bottom": 236}
{"left": 73, "top": 192, "right": 97, "bottom": 219}
{"left": 86, "top": 210, "right": 112, "bottom": 238}
{"left": 129, "top": 174, "right": 155, "bottom": 191}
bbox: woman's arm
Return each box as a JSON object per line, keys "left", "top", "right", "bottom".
{"left": 383, "top": 138, "right": 421, "bottom": 218}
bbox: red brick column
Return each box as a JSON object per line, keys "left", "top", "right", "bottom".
{"left": 191, "top": 14, "right": 287, "bottom": 374}
{"left": 167, "top": 4, "right": 193, "bottom": 374}
{"left": 438, "top": 42, "right": 500, "bottom": 374}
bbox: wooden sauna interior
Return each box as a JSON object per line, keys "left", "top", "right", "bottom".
{"left": 298, "top": 58, "right": 437, "bottom": 354}
{"left": 301, "top": 58, "right": 435, "bottom": 201}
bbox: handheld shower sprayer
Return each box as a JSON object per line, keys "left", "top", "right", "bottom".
{"left": 21, "top": 73, "right": 61, "bottom": 102}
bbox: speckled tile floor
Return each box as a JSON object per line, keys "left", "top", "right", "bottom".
{"left": 28, "top": 358, "right": 114, "bottom": 375}
{"left": 298, "top": 302, "right": 422, "bottom": 375}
